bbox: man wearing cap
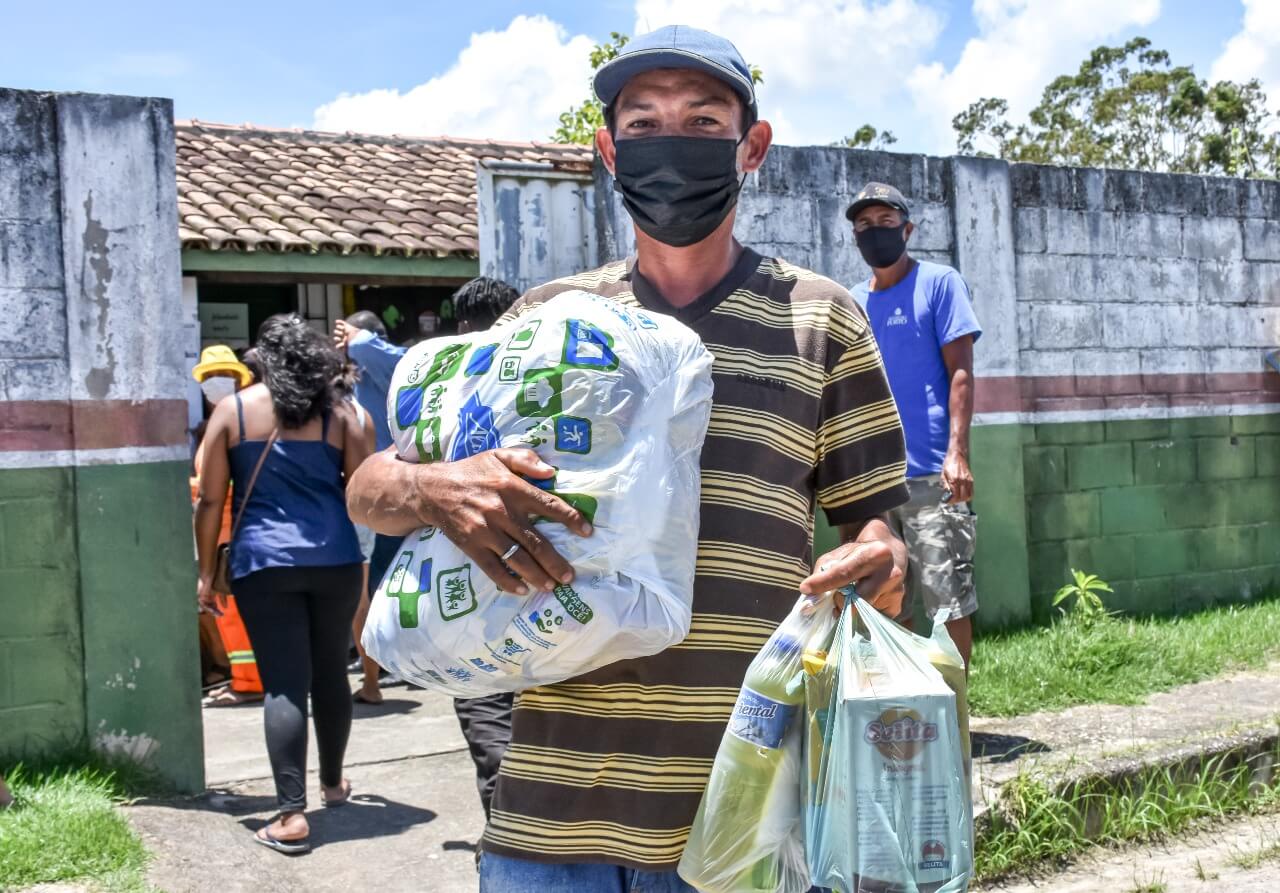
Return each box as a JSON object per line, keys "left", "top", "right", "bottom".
{"left": 847, "top": 183, "right": 982, "bottom": 668}
{"left": 349, "top": 25, "right": 910, "bottom": 891}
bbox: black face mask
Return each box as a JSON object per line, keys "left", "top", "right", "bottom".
{"left": 612, "top": 136, "right": 744, "bottom": 247}
{"left": 855, "top": 223, "right": 908, "bottom": 269}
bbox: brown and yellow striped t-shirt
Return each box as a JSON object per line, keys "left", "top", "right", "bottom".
{"left": 481, "top": 248, "right": 908, "bottom": 870}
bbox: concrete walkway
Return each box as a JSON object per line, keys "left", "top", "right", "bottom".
{"left": 120, "top": 666, "right": 1280, "bottom": 893}
{"left": 127, "top": 677, "right": 486, "bottom": 893}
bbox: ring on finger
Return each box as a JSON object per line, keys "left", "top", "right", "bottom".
{"left": 500, "top": 543, "right": 521, "bottom": 562}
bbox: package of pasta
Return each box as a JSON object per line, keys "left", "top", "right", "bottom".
{"left": 361, "top": 292, "right": 714, "bottom": 697}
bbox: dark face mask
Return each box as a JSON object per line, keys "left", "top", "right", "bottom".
{"left": 612, "top": 135, "right": 744, "bottom": 247}
{"left": 855, "top": 223, "right": 908, "bottom": 269}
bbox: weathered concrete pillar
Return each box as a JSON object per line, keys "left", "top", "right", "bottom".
{"left": 58, "top": 93, "right": 202, "bottom": 792}
{"left": 0, "top": 88, "right": 202, "bottom": 792}
{"left": 951, "top": 156, "right": 1034, "bottom": 629}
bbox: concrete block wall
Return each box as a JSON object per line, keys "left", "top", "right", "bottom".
{"left": 0, "top": 87, "right": 202, "bottom": 790}
{"left": 1006, "top": 165, "right": 1280, "bottom": 619}
{"left": 591, "top": 145, "right": 1279, "bottom": 629}
{"left": 1024, "top": 415, "right": 1280, "bottom": 620}
{"left": 596, "top": 145, "right": 957, "bottom": 284}
{"left": 1010, "top": 164, "right": 1280, "bottom": 403}
{"left": 0, "top": 90, "right": 84, "bottom": 753}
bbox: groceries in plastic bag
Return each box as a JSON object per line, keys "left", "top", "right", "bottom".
{"left": 679, "top": 594, "right": 836, "bottom": 893}
{"left": 360, "top": 292, "right": 715, "bottom": 697}
{"left": 803, "top": 591, "right": 973, "bottom": 893}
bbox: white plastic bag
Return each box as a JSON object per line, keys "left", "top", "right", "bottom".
{"left": 361, "top": 292, "right": 715, "bottom": 697}
{"left": 678, "top": 594, "right": 835, "bottom": 893}
{"left": 804, "top": 593, "right": 973, "bottom": 893}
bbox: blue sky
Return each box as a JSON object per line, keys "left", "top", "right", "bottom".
{"left": 2, "top": 1, "right": 1274, "bottom": 154}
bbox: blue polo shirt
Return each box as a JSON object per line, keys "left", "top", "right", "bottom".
{"left": 348, "top": 328, "right": 406, "bottom": 452}
{"left": 852, "top": 261, "right": 981, "bottom": 479}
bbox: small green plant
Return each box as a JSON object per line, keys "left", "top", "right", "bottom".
{"left": 1127, "top": 870, "right": 1167, "bottom": 893}
{"left": 1053, "top": 568, "right": 1114, "bottom": 624}
{"left": 1192, "top": 856, "right": 1218, "bottom": 880}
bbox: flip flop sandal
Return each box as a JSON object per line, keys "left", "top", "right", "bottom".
{"left": 204, "top": 689, "right": 264, "bottom": 708}
{"left": 352, "top": 690, "right": 383, "bottom": 705}
{"left": 322, "top": 780, "right": 353, "bottom": 808}
{"left": 254, "top": 826, "right": 310, "bottom": 855}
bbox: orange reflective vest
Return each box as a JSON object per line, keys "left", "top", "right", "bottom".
{"left": 191, "top": 477, "right": 263, "bottom": 694}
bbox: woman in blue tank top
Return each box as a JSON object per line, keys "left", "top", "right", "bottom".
{"left": 195, "top": 314, "right": 373, "bottom": 855}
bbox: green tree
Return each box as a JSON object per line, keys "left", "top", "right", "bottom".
{"left": 838, "top": 123, "right": 898, "bottom": 150}
{"left": 553, "top": 32, "right": 630, "bottom": 145}
{"left": 552, "top": 33, "right": 765, "bottom": 145}
{"left": 952, "top": 37, "right": 1280, "bottom": 178}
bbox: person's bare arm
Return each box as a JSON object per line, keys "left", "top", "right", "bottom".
{"left": 339, "top": 403, "right": 374, "bottom": 483}
{"left": 347, "top": 447, "right": 593, "bottom": 595}
{"left": 940, "top": 335, "right": 975, "bottom": 504}
{"left": 802, "top": 515, "right": 908, "bottom": 616}
{"left": 194, "top": 402, "right": 234, "bottom": 613}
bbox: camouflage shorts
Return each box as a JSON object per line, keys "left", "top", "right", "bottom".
{"left": 887, "top": 475, "right": 978, "bottom": 623}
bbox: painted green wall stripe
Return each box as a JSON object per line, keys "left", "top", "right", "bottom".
{"left": 76, "top": 460, "right": 204, "bottom": 793}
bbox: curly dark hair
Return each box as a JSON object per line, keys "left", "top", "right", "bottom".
{"left": 254, "top": 314, "right": 355, "bottom": 429}
{"left": 453, "top": 277, "right": 520, "bottom": 331}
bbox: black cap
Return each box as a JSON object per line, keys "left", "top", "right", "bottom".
{"left": 845, "top": 182, "right": 910, "bottom": 222}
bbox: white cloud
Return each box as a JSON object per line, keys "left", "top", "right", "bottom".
{"left": 313, "top": 15, "right": 594, "bottom": 140}
{"left": 907, "top": 0, "right": 1160, "bottom": 152}
{"left": 632, "top": 0, "right": 946, "bottom": 146}
{"left": 1211, "top": 0, "right": 1280, "bottom": 113}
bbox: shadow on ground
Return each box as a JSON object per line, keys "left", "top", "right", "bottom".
{"left": 239, "top": 794, "right": 437, "bottom": 846}
{"left": 972, "top": 732, "right": 1051, "bottom": 763}
{"left": 351, "top": 698, "right": 421, "bottom": 718}
{"left": 132, "top": 789, "right": 437, "bottom": 847}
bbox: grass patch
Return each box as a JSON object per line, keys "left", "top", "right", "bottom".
{"left": 0, "top": 751, "right": 157, "bottom": 892}
{"left": 970, "top": 596, "right": 1280, "bottom": 716}
{"left": 1126, "top": 877, "right": 1166, "bottom": 893}
{"left": 975, "top": 749, "right": 1280, "bottom": 881}
{"left": 1229, "top": 840, "right": 1280, "bottom": 870}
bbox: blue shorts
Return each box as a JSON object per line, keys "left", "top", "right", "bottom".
{"left": 479, "top": 852, "right": 827, "bottom": 893}
{"left": 479, "top": 852, "right": 695, "bottom": 893}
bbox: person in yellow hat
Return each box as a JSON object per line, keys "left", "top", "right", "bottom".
{"left": 191, "top": 345, "right": 265, "bottom": 707}
{"left": 194, "top": 344, "right": 253, "bottom": 410}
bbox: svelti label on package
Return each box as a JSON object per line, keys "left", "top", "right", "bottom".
{"left": 727, "top": 686, "right": 799, "bottom": 749}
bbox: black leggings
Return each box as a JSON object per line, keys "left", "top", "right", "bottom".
{"left": 234, "top": 563, "right": 363, "bottom": 812}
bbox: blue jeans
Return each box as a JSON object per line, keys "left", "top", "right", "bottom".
{"left": 479, "top": 852, "right": 828, "bottom": 893}
{"left": 479, "top": 852, "right": 695, "bottom": 893}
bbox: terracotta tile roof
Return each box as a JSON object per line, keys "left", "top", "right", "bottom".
{"left": 176, "top": 121, "right": 593, "bottom": 258}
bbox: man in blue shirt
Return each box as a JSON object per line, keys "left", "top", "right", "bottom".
{"left": 848, "top": 182, "right": 982, "bottom": 667}
{"left": 338, "top": 310, "right": 405, "bottom": 453}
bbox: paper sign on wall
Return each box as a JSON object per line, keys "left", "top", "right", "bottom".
{"left": 199, "top": 303, "right": 250, "bottom": 348}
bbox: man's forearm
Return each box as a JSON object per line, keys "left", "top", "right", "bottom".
{"left": 948, "top": 367, "right": 973, "bottom": 457}
{"left": 347, "top": 448, "right": 434, "bottom": 536}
